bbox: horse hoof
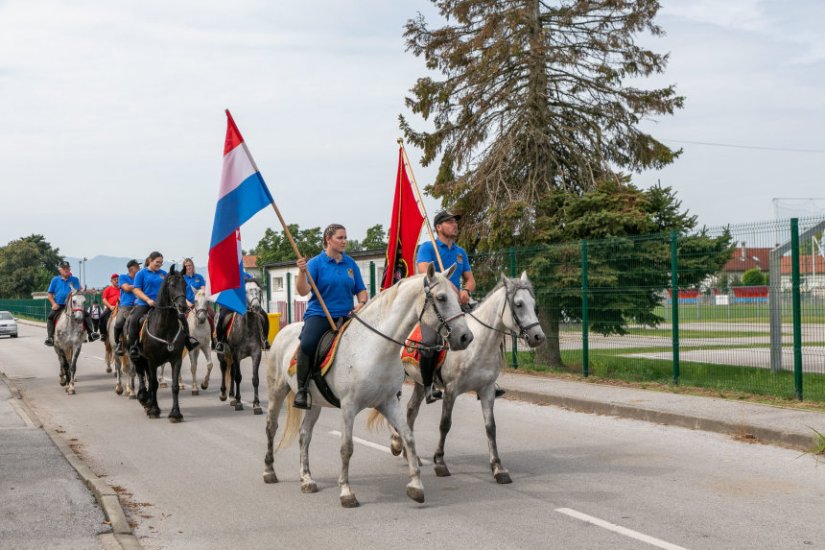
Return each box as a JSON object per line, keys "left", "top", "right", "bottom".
{"left": 147, "top": 408, "right": 161, "bottom": 418}
{"left": 219, "top": 393, "right": 227, "bottom": 402}
{"left": 235, "top": 403, "right": 244, "bottom": 411}
{"left": 301, "top": 481, "right": 318, "bottom": 494}
{"left": 229, "top": 398, "right": 237, "bottom": 406}
{"left": 200, "top": 382, "right": 208, "bottom": 390}
{"left": 406, "top": 485, "right": 425, "bottom": 503}
{"left": 67, "top": 388, "right": 76, "bottom": 396}
{"left": 129, "top": 394, "right": 137, "bottom": 400}
{"left": 59, "top": 377, "right": 67, "bottom": 387}
{"left": 253, "top": 406, "right": 263, "bottom": 415}
{"left": 159, "top": 382, "right": 168, "bottom": 389}
{"left": 106, "top": 367, "right": 112, "bottom": 374}
{"left": 494, "top": 471, "right": 512, "bottom": 484}
{"left": 168, "top": 414, "right": 184, "bottom": 423}
{"left": 434, "top": 464, "right": 451, "bottom": 477}
{"left": 340, "top": 495, "right": 359, "bottom": 508}
{"left": 263, "top": 472, "right": 278, "bottom": 484}
{"left": 115, "top": 385, "right": 123, "bottom": 395}
{"left": 191, "top": 389, "right": 199, "bottom": 396}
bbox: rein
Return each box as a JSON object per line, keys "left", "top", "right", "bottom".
{"left": 467, "top": 281, "right": 541, "bottom": 339}
{"left": 145, "top": 274, "right": 187, "bottom": 351}
{"left": 349, "top": 279, "right": 464, "bottom": 353}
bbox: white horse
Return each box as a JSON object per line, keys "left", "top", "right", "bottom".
{"left": 385, "top": 272, "right": 546, "bottom": 484}
{"left": 104, "top": 306, "right": 137, "bottom": 398}
{"left": 53, "top": 290, "right": 87, "bottom": 395}
{"left": 186, "top": 287, "right": 215, "bottom": 395}
{"left": 263, "top": 264, "right": 474, "bottom": 508}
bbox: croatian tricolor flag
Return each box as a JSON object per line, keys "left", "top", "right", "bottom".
{"left": 208, "top": 110, "right": 273, "bottom": 314}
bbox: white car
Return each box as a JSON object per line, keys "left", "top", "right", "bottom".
{"left": 0, "top": 311, "right": 18, "bottom": 338}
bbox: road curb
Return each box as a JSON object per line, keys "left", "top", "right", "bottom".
{"left": 0, "top": 371, "right": 142, "bottom": 549}
{"left": 504, "top": 388, "right": 818, "bottom": 451}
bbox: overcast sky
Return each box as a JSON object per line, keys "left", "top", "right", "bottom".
{"left": 1, "top": 0, "right": 823, "bottom": 263}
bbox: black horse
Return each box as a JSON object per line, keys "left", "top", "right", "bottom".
{"left": 218, "top": 280, "right": 268, "bottom": 414}
{"left": 131, "top": 265, "right": 189, "bottom": 422}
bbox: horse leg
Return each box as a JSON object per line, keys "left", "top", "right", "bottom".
{"left": 338, "top": 407, "right": 359, "bottom": 508}
{"left": 168, "top": 358, "right": 184, "bottom": 423}
{"left": 218, "top": 355, "right": 228, "bottom": 401}
{"left": 377, "top": 398, "right": 424, "bottom": 504}
{"left": 263, "top": 378, "right": 291, "bottom": 484}
{"left": 135, "top": 359, "right": 149, "bottom": 405}
{"left": 57, "top": 349, "right": 68, "bottom": 387}
{"left": 479, "top": 383, "right": 510, "bottom": 484}
{"left": 251, "top": 350, "right": 262, "bottom": 414}
{"left": 392, "top": 383, "right": 425, "bottom": 459}
{"left": 189, "top": 348, "right": 199, "bottom": 396}
{"left": 114, "top": 349, "right": 124, "bottom": 395}
{"left": 201, "top": 347, "right": 213, "bottom": 391}
{"left": 147, "top": 366, "right": 161, "bottom": 418}
{"left": 125, "top": 358, "right": 136, "bottom": 399}
{"left": 433, "top": 384, "right": 459, "bottom": 477}
{"left": 158, "top": 364, "right": 168, "bottom": 389}
{"left": 298, "top": 406, "right": 322, "bottom": 493}
{"left": 232, "top": 352, "right": 243, "bottom": 411}
{"left": 66, "top": 345, "right": 80, "bottom": 395}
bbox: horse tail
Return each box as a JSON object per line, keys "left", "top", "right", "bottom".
{"left": 277, "top": 397, "right": 303, "bottom": 450}
{"left": 366, "top": 408, "right": 387, "bottom": 432}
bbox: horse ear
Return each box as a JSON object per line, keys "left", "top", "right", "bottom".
{"left": 520, "top": 270, "right": 529, "bottom": 282}
{"left": 444, "top": 263, "right": 456, "bottom": 280}
{"left": 501, "top": 271, "right": 508, "bottom": 282}
{"left": 427, "top": 262, "right": 435, "bottom": 279}
{"left": 170, "top": 264, "right": 177, "bottom": 274}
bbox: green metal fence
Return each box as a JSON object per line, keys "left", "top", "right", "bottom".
{"left": 0, "top": 299, "right": 51, "bottom": 322}
{"left": 471, "top": 217, "right": 825, "bottom": 403}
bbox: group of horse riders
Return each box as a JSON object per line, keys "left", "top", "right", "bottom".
{"left": 44, "top": 252, "right": 262, "bottom": 361}
{"left": 43, "top": 209, "right": 487, "bottom": 406}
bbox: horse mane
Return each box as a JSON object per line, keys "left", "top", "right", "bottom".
{"left": 481, "top": 275, "right": 535, "bottom": 302}
{"left": 358, "top": 273, "right": 427, "bottom": 313}
{"left": 158, "top": 268, "right": 184, "bottom": 307}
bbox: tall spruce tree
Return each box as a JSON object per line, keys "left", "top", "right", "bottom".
{"left": 401, "top": 0, "right": 684, "bottom": 249}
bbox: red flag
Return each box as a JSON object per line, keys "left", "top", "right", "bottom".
{"left": 382, "top": 147, "right": 425, "bottom": 290}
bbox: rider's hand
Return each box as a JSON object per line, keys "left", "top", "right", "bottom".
{"left": 148, "top": 299, "right": 156, "bottom": 307}
{"left": 296, "top": 257, "right": 307, "bottom": 273}
{"left": 186, "top": 300, "right": 193, "bottom": 308}
{"left": 51, "top": 304, "right": 59, "bottom": 311}
{"left": 459, "top": 289, "right": 471, "bottom": 306}
{"left": 353, "top": 302, "right": 365, "bottom": 313}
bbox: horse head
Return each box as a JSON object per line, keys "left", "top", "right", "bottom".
{"left": 421, "top": 263, "right": 473, "bottom": 351}
{"left": 193, "top": 288, "right": 209, "bottom": 323}
{"left": 162, "top": 264, "right": 188, "bottom": 316}
{"left": 245, "top": 280, "right": 262, "bottom": 310}
{"left": 501, "top": 271, "right": 545, "bottom": 348}
{"left": 68, "top": 290, "right": 86, "bottom": 322}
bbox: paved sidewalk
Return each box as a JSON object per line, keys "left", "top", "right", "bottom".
{"left": 498, "top": 370, "right": 825, "bottom": 451}
{"left": 0, "top": 372, "right": 137, "bottom": 550}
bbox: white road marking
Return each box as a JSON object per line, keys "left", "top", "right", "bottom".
{"left": 329, "top": 430, "right": 431, "bottom": 465}
{"left": 555, "top": 508, "right": 689, "bottom": 550}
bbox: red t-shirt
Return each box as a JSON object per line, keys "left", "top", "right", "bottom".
{"left": 102, "top": 285, "right": 120, "bottom": 308}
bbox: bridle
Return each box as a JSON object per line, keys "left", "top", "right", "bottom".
{"left": 145, "top": 276, "right": 187, "bottom": 352}
{"left": 467, "top": 280, "right": 541, "bottom": 339}
{"left": 350, "top": 276, "right": 465, "bottom": 353}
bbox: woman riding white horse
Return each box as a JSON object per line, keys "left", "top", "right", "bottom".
{"left": 263, "top": 262, "right": 474, "bottom": 508}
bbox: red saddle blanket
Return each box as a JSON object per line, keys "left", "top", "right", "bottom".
{"left": 288, "top": 319, "right": 352, "bottom": 377}
{"left": 400, "top": 324, "right": 447, "bottom": 370}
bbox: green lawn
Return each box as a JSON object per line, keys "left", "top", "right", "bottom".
{"left": 653, "top": 303, "right": 825, "bottom": 324}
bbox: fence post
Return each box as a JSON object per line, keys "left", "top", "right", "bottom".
{"left": 508, "top": 247, "right": 518, "bottom": 369}
{"left": 369, "top": 261, "right": 376, "bottom": 298}
{"left": 581, "top": 240, "right": 589, "bottom": 378}
{"left": 265, "top": 271, "right": 271, "bottom": 312}
{"left": 670, "top": 231, "right": 680, "bottom": 385}
{"left": 286, "top": 272, "right": 292, "bottom": 324}
{"left": 791, "top": 218, "right": 803, "bottom": 400}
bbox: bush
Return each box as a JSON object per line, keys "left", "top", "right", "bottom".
{"left": 741, "top": 268, "right": 766, "bottom": 286}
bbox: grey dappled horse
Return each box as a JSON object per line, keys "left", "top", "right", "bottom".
{"left": 53, "top": 290, "right": 86, "bottom": 395}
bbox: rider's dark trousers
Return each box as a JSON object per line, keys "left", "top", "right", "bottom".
{"left": 298, "top": 315, "right": 345, "bottom": 360}
{"left": 47, "top": 305, "right": 95, "bottom": 339}
{"left": 112, "top": 306, "right": 132, "bottom": 343}
{"left": 418, "top": 322, "right": 443, "bottom": 388}
{"left": 99, "top": 307, "right": 112, "bottom": 338}
{"left": 126, "top": 305, "right": 151, "bottom": 349}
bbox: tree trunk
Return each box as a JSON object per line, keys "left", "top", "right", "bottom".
{"left": 535, "top": 307, "right": 564, "bottom": 369}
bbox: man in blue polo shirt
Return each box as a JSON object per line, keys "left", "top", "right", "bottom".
{"left": 44, "top": 260, "right": 100, "bottom": 346}
{"left": 416, "top": 210, "right": 477, "bottom": 403}
{"left": 113, "top": 259, "right": 140, "bottom": 356}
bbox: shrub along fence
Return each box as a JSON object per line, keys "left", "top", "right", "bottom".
{"left": 471, "top": 217, "right": 825, "bottom": 403}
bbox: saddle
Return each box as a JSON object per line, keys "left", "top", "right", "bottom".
{"left": 400, "top": 324, "right": 448, "bottom": 371}
{"left": 288, "top": 319, "right": 352, "bottom": 408}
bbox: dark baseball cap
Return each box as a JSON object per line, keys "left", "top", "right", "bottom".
{"left": 126, "top": 259, "right": 140, "bottom": 268}
{"left": 58, "top": 260, "right": 70, "bottom": 268}
{"left": 433, "top": 210, "right": 461, "bottom": 226}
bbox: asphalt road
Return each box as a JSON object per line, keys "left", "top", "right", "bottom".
{"left": 2, "top": 323, "right": 825, "bottom": 550}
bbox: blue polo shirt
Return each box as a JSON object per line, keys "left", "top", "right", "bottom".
{"left": 305, "top": 252, "right": 366, "bottom": 319}
{"left": 184, "top": 273, "right": 206, "bottom": 302}
{"left": 416, "top": 239, "right": 471, "bottom": 288}
{"left": 47, "top": 275, "right": 81, "bottom": 305}
{"left": 134, "top": 268, "right": 167, "bottom": 306}
{"left": 118, "top": 274, "right": 136, "bottom": 307}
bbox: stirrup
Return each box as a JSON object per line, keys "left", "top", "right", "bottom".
{"left": 293, "top": 390, "right": 311, "bottom": 410}
{"left": 425, "top": 385, "right": 442, "bottom": 404}
{"left": 128, "top": 346, "right": 141, "bottom": 360}
{"left": 88, "top": 332, "right": 100, "bottom": 342}
{"left": 215, "top": 342, "right": 225, "bottom": 353}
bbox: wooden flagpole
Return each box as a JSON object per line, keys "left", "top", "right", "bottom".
{"left": 397, "top": 138, "right": 445, "bottom": 271}
{"left": 238, "top": 140, "right": 338, "bottom": 333}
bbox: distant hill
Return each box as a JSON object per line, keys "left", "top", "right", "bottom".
{"left": 65, "top": 256, "right": 206, "bottom": 289}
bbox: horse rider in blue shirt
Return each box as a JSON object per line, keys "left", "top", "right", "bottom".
{"left": 113, "top": 259, "right": 141, "bottom": 356}
{"left": 292, "top": 223, "right": 368, "bottom": 409}
{"left": 416, "top": 210, "right": 477, "bottom": 403}
{"left": 44, "top": 260, "right": 100, "bottom": 346}
{"left": 183, "top": 257, "right": 216, "bottom": 349}
{"left": 124, "top": 251, "right": 200, "bottom": 359}
{"left": 214, "top": 271, "right": 270, "bottom": 353}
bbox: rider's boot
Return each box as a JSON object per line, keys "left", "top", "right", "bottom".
{"left": 293, "top": 351, "right": 313, "bottom": 410}
{"left": 215, "top": 340, "right": 225, "bottom": 353}
{"left": 128, "top": 344, "right": 141, "bottom": 360}
{"left": 85, "top": 317, "right": 100, "bottom": 342}
{"left": 420, "top": 354, "right": 442, "bottom": 404}
{"left": 185, "top": 337, "right": 200, "bottom": 351}
{"left": 44, "top": 317, "right": 55, "bottom": 347}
